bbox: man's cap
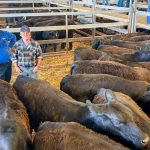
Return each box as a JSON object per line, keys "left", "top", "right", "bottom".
{"left": 20, "top": 25, "right": 30, "bottom": 32}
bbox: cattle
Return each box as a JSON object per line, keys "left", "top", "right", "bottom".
{"left": 92, "top": 88, "right": 150, "bottom": 148}
{"left": 114, "top": 50, "right": 150, "bottom": 62}
{"left": 70, "top": 60, "right": 150, "bottom": 83}
{"left": 97, "top": 45, "right": 136, "bottom": 55}
{"left": 33, "top": 121, "right": 129, "bottom": 150}
{"left": 124, "top": 35, "right": 150, "bottom": 42}
{"left": 130, "top": 50, "right": 150, "bottom": 62}
{"left": 125, "top": 61, "right": 150, "bottom": 70}
{"left": 34, "top": 17, "right": 74, "bottom": 52}
{"left": 0, "top": 79, "right": 32, "bottom": 150}
{"left": 111, "top": 32, "right": 147, "bottom": 41}
{"left": 13, "top": 75, "right": 148, "bottom": 149}
{"left": 74, "top": 46, "right": 150, "bottom": 63}
{"left": 110, "top": 40, "right": 150, "bottom": 50}
{"left": 73, "top": 46, "right": 113, "bottom": 61}
{"left": 60, "top": 74, "right": 150, "bottom": 115}
{"left": 92, "top": 33, "right": 147, "bottom": 49}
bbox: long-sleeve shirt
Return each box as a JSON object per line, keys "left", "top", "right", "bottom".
{"left": 12, "top": 39, "right": 42, "bottom": 67}
{"left": 0, "top": 30, "right": 16, "bottom": 64}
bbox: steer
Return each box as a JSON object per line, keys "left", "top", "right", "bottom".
{"left": 124, "top": 35, "right": 150, "bottom": 42}
{"left": 74, "top": 46, "right": 113, "bottom": 61}
{"left": 70, "top": 60, "right": 150, "bottom": 83}
{"left": 110, "top": 40, "right": 150, "bottom": 50}
{"left": 33, "top": 121, "right": 129, "bottom": 150}
{"left": 60, "top": 74, "right": 150, "bottom": 116}
{"left": 92, "top": 33, "right": 146, "bottom": 49}
{"left": 13, "top": 75, "right": 148, "bottom": 149}
{"left": 92, "top": 88, "right": 150, "bottom": 149}
{"left": 0, "top": 80, "right": 31, "bottom": 150}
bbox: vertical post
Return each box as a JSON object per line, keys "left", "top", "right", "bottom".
{"left": 132, "top": 0, "right": 137, "bottom": 32}
{"left": 92, "top": 0, "right": 96, "bottom": 41}
{"left": 71, "top": 0, "right": 74, "bottom": 20}
{"left": 32, "top": 0, "right": 35, "bottom": 12}
{"left": 128, "top": 0, "right": 137, "bottom": 33}
{"left": 65, "top": 14, "right": 69, "bottom": 65}
{"left": 128, "top": 0, "right": 133, "bottom": 33}
{"left": 48, "top": 1, "right": 51, "bottom": 12}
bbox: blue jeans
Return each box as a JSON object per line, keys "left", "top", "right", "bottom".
{"left": 0, "top": 61, "right": 12, "bottom": 83}
{"left": 19, "top": 66, "right": 38, "bottom": 79}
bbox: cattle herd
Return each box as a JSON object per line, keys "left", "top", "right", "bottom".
{"left": 1, "top": 32, "right": 150, "bottom": 150}
{"left": 6, "top": 3, "right": 74, "bottom": 53}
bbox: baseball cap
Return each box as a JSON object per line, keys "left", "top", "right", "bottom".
{"left": 20, "top": 25, "right": 30, "bottom": 32}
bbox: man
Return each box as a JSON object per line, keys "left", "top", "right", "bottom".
{"left": 0, "top": 30, "right": 16, "bottom": 82}
{"left": 12, "top": 25, "right": 42, "bottom": 79}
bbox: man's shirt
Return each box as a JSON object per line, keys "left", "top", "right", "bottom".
{"left": 0, "top": 30, "right": 16, "bottom": 64}
{"left": 12, "top": 39, "right": 42, "bottom": 67}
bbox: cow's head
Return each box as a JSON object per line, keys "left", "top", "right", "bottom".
{"left": 85, "top": 88, "right": 149, "bottom": 149}
{"left": 42, "top": 31, "right": 56, "bottom": 40}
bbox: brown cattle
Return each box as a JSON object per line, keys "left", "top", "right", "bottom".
{"left": 93, "top": 88, "right": 150, "bottom": 149}
{"left": 60, "top": 74, "right": 150, "bottom": 102}
{"left": 0, "top": 80, "right": 31, "bottom": 150}
{"left": 70, "top": 60, "right": 150, "bottom": 83}
{"left": 60, "top": 74, "right": 150, "bottom": 115}
{"left": 92, "top": 33, "right": 147, "bottom": 49}
{"left": 98, "top": 45, "right": 136, "bottom": 55}
{"left": 74, "top": 46, "right": 114, "bottom": 61}
{"left": 33, "top": 122, "right": 129, "bottom": 150}
{"left": 126, "top": 61, "right": 150, "bottom": 70}
{"left": 125, "top": 35, "right": 150, "bottom": 42}
{"left": 110, "top": 40, "right": 149, "bottom": 50}
{"left": 13, "top": 75, "right": 148, "bottom": 149}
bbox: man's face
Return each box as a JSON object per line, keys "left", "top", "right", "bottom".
{"left": 20, "top": 32, "right": 31, "bottom": 42}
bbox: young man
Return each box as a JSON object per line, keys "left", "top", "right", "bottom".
{"left": 0, "top": 30, "right": 16, "bottom": 82}
{"left": 12, "top": 25, "right": 42, "bottom": 79}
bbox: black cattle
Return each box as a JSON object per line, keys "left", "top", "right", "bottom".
{"left": 0, "top": 80, "right": 32, "bottom": 150}
{"left": 33, "top": 121, "right": 129, "bottom": 150}
{"left": 13, "top": 75, "right": 148, "bottom": 149}
{"left": 131, "top": 50, "right": 150, "bottom": 62}
{"left": 60, "top": 74, "right": 150, "bottom": 116}
{"left": 33, "top": 18, "right": 74, "bottom": 52}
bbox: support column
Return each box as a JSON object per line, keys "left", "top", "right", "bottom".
{"left": 92, "top": 0, "right": 96, "bottom": 41}
{"left": 128, "top": 0, "right": 137, "bottom": 33}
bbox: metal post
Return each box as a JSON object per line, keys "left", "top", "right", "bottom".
{"left": 32, "top": 0, "right": 35, "bottom": 12}
{"left": 92, "top": 0, "right": 96, "bottom": 40}
{"left": 128, "top": 0, "right": 137, "bottom": 33}
{"left": 131, "top": 0, "right": 137, "bottom": 32}
{"left": 128, "top": 0, "right": 133, "bottom": 33}
{"left": 65, "top": 14, "right": 69, "bottom": 65}
{"left": 70, "top": 0, "right": 74, "bottom": 20}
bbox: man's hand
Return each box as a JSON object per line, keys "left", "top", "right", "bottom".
{"left": 15, "top": 66, "right": 22, "bottom": 74}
